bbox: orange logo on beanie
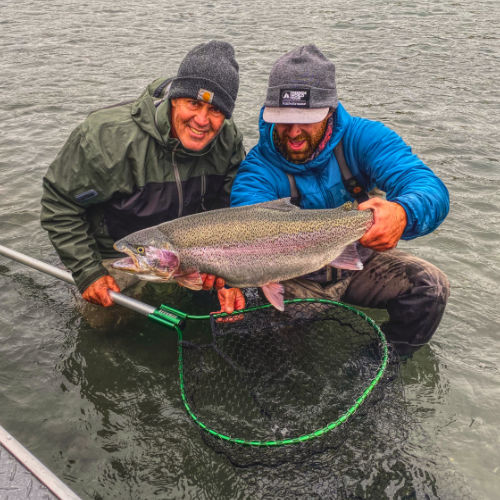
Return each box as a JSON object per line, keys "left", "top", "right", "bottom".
{"left": 197, "top": 88, "right": 214, "bottom": 103}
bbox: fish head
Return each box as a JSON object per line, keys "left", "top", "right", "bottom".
{"left": 112, "top": 228, "right": 179, "bottom": 281}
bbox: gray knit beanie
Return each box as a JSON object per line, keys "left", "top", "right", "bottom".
{"left": 168, "top": 40, "right": 239, "bottom": 118}
{"left": 263, "top": 45, "right": 338, "bottom": 124}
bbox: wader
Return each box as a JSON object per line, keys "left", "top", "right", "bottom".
{"left": 285, "top": 141, "right": 450, "bottom": 355}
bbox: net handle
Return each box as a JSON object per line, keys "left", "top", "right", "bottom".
{"left": 0, "top": 244, "right": 156, "bottom": 316}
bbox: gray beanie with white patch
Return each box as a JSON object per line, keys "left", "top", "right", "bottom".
{"left": 168, "top": 40, "right": 239, "bottom": 118}
{"left": 263, "top": 44, "right": 338, "bottom": 124}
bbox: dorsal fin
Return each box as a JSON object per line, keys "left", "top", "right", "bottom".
{"left": 256, "top": 198, "right": 300, "bottom": 212}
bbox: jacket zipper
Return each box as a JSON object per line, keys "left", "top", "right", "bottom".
{"left": 171, "top": 144, "right": 184, "bottom": 218}
{"left": 154, "top": 102, "right": 184, "bottom": 217}
{"left": 200, "top": 174, "right": 207, "bottom": 211}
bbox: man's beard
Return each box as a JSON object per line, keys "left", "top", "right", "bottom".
{"left": 274, "top": 121, "right": 328, "bottom": 163}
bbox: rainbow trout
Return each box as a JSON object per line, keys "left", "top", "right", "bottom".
{"left": 112, "top": 198, "right": 373, "bottom": 310}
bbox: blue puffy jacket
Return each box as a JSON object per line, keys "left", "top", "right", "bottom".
{"left": 231, "top": 104, "right": 449, "bottom": 240}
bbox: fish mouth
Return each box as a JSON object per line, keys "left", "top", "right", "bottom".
{"left": 112, "top": 243, "right": 148, "bottom": 274}
{"left": 112, "top": 242, "right": 179, "bottom": 280}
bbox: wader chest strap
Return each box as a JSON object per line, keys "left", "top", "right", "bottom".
{"left": 286, "top": 174, "right": 301, "bottom": 206}
{"left": 286, "top": 139, "right": 369, "bottom": 205}
{"left": 334, "top": 140, "right": 369, "bottom": 203}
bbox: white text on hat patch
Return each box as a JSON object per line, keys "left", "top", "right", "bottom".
{"left": 197, "top": 88, "right": 214, "bottom": 103}
{"left": 280, "top": 89, "right": 310, "bottom": 107}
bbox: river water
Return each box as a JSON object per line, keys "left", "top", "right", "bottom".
{"left": 0, "top": 0, "right": 499, "bottom": 498}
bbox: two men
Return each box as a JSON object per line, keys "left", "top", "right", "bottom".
{"left": 41, "top": 41, "right": 246, "bottom": 322}
{"left": 42, "top": 42, "right": 450, "bottom": 354}
{"left": 231, "top": 45, "right": 450, "bottom": 354}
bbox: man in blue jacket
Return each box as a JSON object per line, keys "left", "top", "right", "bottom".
{"left": 231, "top": 45, "right": 450, "bottom": 355}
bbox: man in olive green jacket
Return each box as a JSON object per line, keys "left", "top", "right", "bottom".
{"left": 41, "top": 41, "right": 246, "bottom": 321}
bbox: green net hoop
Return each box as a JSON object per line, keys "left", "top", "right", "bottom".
{"left": 150, "top": 297, "right": 388, "bottom": 447}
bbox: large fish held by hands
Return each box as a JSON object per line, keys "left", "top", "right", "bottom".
{"left": 112, "top": 198, "right": 373, "bottom": 311}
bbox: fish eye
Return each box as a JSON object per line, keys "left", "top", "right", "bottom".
{"left": 136, "top": 246, "right": 145, "bottom": 254}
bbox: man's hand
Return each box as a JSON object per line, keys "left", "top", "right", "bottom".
{"left": 201, "top": 273, "right": 226, "bottom": 291}
{"left": 213, "top": 287, "right": 245, "bottom": 323}
{"left": 82, "top": 275, "right": 120, "bottom": 307}
{"left": 358, "top": 197, "right": 407, "bottom": 251}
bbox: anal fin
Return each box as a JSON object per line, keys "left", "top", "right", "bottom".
{"left": 261, "top": 282, "right": 285, "bottom": 311}
{"left": 329, "top": 243, "right": 364, "bottom": 271}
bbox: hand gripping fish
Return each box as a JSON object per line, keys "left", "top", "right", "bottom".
{"left": 112, "top": 198, "right": 373, "bottom": 311}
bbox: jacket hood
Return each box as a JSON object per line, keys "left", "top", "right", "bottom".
{"left": 256, "top": 103, "right": 351, "bottom": 175}
{"left": 130, "top": 84, "right": 167, "bottom": 143}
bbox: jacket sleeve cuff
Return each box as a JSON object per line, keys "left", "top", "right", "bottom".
{"left": 393, "top": 197, "right": 417, "bottom": 240}
{"left": 74, "top": 266, "right": 109, "bottom": 294}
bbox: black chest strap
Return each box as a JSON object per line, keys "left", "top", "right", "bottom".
{"left": 286, "top": 173, "right": 301, "bottom": 206}
{"left": 286, "top": 139, "right": 369, "bottom": 205}
{"left": 333, "top": 140, "right": 369, "bottom": 203}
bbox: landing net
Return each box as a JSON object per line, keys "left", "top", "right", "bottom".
{"left": 158, "top": 296, "right": 389, "bottom": 447}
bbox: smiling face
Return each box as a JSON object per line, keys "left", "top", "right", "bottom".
{"left": 274, "top": 112, "right": 332, "bottom": 163}
{"left": 170, "top": 97, "right": 226, "bottom": 151}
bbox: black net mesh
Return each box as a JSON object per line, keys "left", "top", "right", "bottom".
{"left": 180, "top": 293, "right": 397, "bottom": 463}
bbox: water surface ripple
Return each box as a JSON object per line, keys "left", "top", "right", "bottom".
{"left": 0, "top": 0, "right": 499, "bottom": 498}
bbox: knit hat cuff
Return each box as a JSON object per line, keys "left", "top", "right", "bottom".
{"left": 265, "top": 85, "right": 337, "bottom": 109}
{"left": 169, "top": 76, "right": 235, "bottom": 118}
{"left": 264, "top": 84, "right": 336, "bottom": 123}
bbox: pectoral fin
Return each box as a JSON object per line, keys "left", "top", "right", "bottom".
{"left": 329, "top": 243, "right": 364, "bottom": 271}
{"left": 174, "top": 271, "right": 204, "bottom": 290}
{"left": 261, "top": 282, "right": 285, "bottom": 311}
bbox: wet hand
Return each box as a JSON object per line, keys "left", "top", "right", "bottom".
{"left": 82, "top": 275, "right": 120, "bottom": 307}
{"left": 201, "top": 273, "right": 226, "bottom": 291}
{"left": 213, "top": 287, "right": 245, "bottom": 323}
{"left": 358, "top": 198, "right": 407, "bottom": 251}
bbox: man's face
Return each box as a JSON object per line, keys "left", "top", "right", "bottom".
{"left": 170, "top": 98, "right": 225, "bottom": 151}
{"left": 274, "top": 114, "right": 330, "bottom": 163}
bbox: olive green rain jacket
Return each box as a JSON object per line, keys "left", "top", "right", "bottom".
{"left": 41, "top": 78, "right": 245, "bottom": 292}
